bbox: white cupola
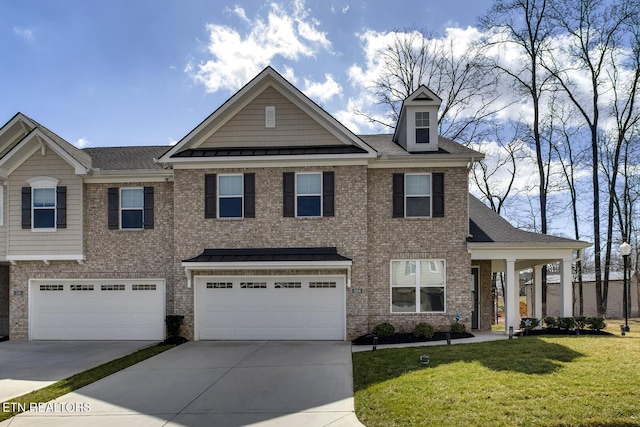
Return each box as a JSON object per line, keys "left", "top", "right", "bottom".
{"left": 393, "top": 86, "right": 441, "bottom": 153}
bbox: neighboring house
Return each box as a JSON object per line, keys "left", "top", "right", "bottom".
{"left": 526, "top": 272, "right": 639, "bottom": 319}
{"left": 0, "top": 67, "right": 590, "bottom": 341}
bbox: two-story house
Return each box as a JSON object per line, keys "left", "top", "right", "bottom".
{"left": 0, "top": 67, "right": 589, "bottom": 341}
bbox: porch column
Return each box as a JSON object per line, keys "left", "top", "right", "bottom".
{"left": 534, "top": 264, "right": 543, "bottom": 321}
{"left": 560, "top": 258, "right": 573, "bottom": 317}
{"left": 504, "top": 258, "right": 519, "bottom": 332}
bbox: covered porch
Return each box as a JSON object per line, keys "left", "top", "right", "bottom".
{"left": 467, "top": 196, "right": 590, "bottom": 332}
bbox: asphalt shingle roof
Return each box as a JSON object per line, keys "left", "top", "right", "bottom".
{"left": 82, "top": 146, "right": 168, "bottom": 170}
{"left": 359, "top": 134, "right": 483, "bottom": 157}
{"left": 468, "top": 195, "right": 585, "bottom": 245}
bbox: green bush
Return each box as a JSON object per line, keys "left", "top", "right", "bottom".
{"left": 543, "top": 316, "right": 558, "bottom": 328}
{"left": 450, "top": 322, "right": 466, "bottom": 334}
{"left": 165, "top": 315, "right": 184, "bottom": 337}
{"left": 373, "top": 322, "right": 395, "bottom": 338}
{"left": 413, "top": 322, "right": 435, "bottom": 339}
{"left": 520, "top": 317, "right": 540, "bottom": 331}
{"left": 586, "top": 316, "right": 606, "bottom": 331}
{"left": 574, "top": 316, "right": 587, "bottom": 330}
{"left": 558, "top": 317, "right": 576, "bottom": 330}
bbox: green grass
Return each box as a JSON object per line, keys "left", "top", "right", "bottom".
{"left": 353, "top": 320, "right": 640, "bottom": 427}
{"left": 0, "top": 342, "right": 176, "bottom": 422}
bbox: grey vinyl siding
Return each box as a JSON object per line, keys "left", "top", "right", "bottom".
{"left": 200, "top": 87, "right": 344, "bottom": 148}
{"left": 7, "top": 151, "right": 82, "bottom": 256}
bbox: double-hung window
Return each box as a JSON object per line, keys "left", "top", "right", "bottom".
{"left": 218, "top": 175, "right": 243, "bottom": 218}
{"left": 415, "top": 112, "right": 430, "bottom": 144}
{"left": 296, "top": 173, "right": 322, "bottom": 217}
{"left": 22, "top": 177, "right": 66, "bottom": 231}
{"left": 391, "top": 259, "right": 445, "bottom": 313}
{"left": 120, "top": 188, "right": 144, "bottom": 229}
{"left": 405, "top": 174, "right": 431, "bottom": 217}
{"left": 33, "top": 188, "right": 56, "bottom": 229}
{"left": 393, "top": 172, "right": 444, "bottom": 218}
{"left": 108, "top": 186, "right": 154, "bottom": 230}
{"left": 204, "top": 173, "right": 255, "bottom": 219}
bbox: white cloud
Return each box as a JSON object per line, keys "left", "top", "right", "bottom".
{"left": 186, "top": 0, "right": 332, "bottom": 93}
{"left": 13, "top": 26, "right": 34, "bottom": 41}
{"left": 75, "top": 137, "right": 90, "bottom": 148}
{"left": 342, "top": 5, "right": 350, "bottom": 13}
{"left": 303, "top": 73, "right": 341, "bottom": 103}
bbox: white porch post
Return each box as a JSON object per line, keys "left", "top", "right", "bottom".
{"left": 534, "top": 264, "right": 543, "bottom": 321}
{"left": 560, "top": 258, "right": 573, "bottom": 317}
{"left": 504, "top": 258, "right": 519, "bottom": 332}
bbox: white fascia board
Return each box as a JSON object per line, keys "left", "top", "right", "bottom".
{"left": 468, "top": 244, "right": 586, "bottom": 261}
{"left": 84, "top": 170, "right": 174, "bottom": 183}
{"left": 182, "top": 260, "right": 353, "bottom": 270}
{"left": 368, "top": 156, "right": 473, "bottom": 168}
{"left": 7, "top": 254, "right": 85, "bottom": 262}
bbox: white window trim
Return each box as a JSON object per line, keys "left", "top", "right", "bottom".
{"left": 120, "top": 187, "right": 144, "bottom": 230}
{"left": 217, "top": 174, "right": 244, "bottom": 219}
{"left": 404, "top": 173, "right": 432, "bottom": 218}
{"left": 295, "top": 172, "right": 322, "bottom": 218}
{"left": 415, "top": 111, "right": 430, "bottom": 143}
{"left": 27, "top": 178, "right": 59, "bottom": 232}
{"left": 390, "top": 259, "right": 446, "bottom": 314}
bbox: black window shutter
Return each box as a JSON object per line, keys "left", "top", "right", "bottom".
{"left": 108, "top": 187, "right": 119, "bottom": 229}
{"left": 143, "top": 186, "right": 154, "bottom": 229}
{"left": 392, "top": 173, "right": 404, "bottom": 218}
{"left": 432, "top": 172, "right": 445, "bottom": 217}
{"left": 244, "top": 173, "right": 255, "bottom": 218}
{"left": 283, "top": 172, "right": 295, "bottom": 217}
{"left": 21, "top": 187, "right": 31, "bottom": 229}
{"left": 322, "top": 171, "right": 334, "bottom": 217}
{"left": 56, "top": 186, "right": 67, "bottom": 229}
{"left": 204, "top": 174, "right": 217, "bottom": 218}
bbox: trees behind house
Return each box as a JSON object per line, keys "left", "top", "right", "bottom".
{"left": 355, "top": 0, "right": 640, "bottom": 316}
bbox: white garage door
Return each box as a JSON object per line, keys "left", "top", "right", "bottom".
{"left": 30, "top": 279, "right": 165, "bottom": 340}
{"left": 195, "top": 275, "right": 345, "bottom": 340}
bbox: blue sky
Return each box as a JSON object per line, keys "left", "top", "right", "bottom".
{"left": 0, "top": 1, "right": 492, "bottom": 148}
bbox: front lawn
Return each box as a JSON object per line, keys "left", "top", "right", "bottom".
{"left": 353, "top": 320, "right": 640, "bottom": 427}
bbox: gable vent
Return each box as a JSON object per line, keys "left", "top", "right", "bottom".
{"left": 265, "top": 106, "right": 276, "bottom": 128}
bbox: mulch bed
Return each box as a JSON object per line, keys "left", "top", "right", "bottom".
{"left": 516, "top": 328, "right": 613, "bottom": 337}
{"left": 352, "top": 331, "right": 474, "bottom": 346}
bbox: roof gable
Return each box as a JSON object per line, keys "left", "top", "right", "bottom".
{"left": 158, "top": 66, "right": 376, "bottom": 162}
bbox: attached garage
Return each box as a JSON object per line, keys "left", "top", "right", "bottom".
{"left": 195, "top": 275, "right": 345, "bottom": 340}
{"left": 29, "top": 279, "right": 165, "bottom": 340}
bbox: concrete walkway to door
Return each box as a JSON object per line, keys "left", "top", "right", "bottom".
{"left": 2, "top": 341, "right": 364, "bottom": 427}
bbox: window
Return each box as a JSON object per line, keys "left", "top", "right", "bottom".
{"left": 132, "top": 284, "right": 156, "bottom": 291}
{"left": 309, "top": 281, "right": 337, "bottom": 288}
{"left": 204, "top": 173, "right": 255, "bottom": 219}
{"left": 206, "top": 282, "right": 233, "bottom": 289}
{"left": 108, "top": 187, "right": 154, "bottom": 230}
{"left": 121, "top": 188, "right": 144, "bottom": 229}
{"left": 296, "top": 173, "right": 322, "bottom": 217}
{"left": 40, "top": 284, "right": 63, "bottom": 291}
{"left": 218, "top": 175, "right": 243, "bottom": 218}
{"left": 33, "top": 188, "right": 56, "bottom": 229}
{"left": 283, "top": 171, "right": 334, "bottom": 217}
{"left": 405, "top": 174, "right": 431, "bottom": 217}
{"left": 70, "top": 284, "right": 94, "bottom": 291}
{"left": 23, "top": 177, "right": 66, "bottom": 230}
{"left": 240, "top": 282, "right": 267, "bottom": 289}
{"left": 101, "top": 284, "right": 125, "bottom": 291}
{"left": 275, "top": 282, "right": 302, "bottom": 289}
{"left": 393, "top": 173, "right": 444, "bottom": 218}
{"left": 391, "top": 260, "right": 445, "bottom": 313}
{"left": 415, "top": 112, "right": 430, "bottom": 144}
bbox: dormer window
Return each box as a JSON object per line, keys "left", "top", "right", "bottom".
{"left": 415, "top": 112, "right": 430, "bottom": 144}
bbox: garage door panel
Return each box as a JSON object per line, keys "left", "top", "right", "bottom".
{"left": 196, "top": 276, "right": 344, "bottom": 340}
{"left": 31, "top": 280, "right": 165, "bottom": 340}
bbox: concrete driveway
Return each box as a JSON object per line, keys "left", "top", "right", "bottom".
{"left": 2, "top": 341, "right": 363, "bottom": 427}
{"left": 0, "top": 341, "right": 155, "bottom": 402}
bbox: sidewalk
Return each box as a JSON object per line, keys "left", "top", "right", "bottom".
{"left": 351, "top": 331, "right": 512, "bottom": 352}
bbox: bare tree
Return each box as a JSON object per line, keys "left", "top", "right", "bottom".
{"left": 542, "top": 0, "right": 639, "bottom": 315}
